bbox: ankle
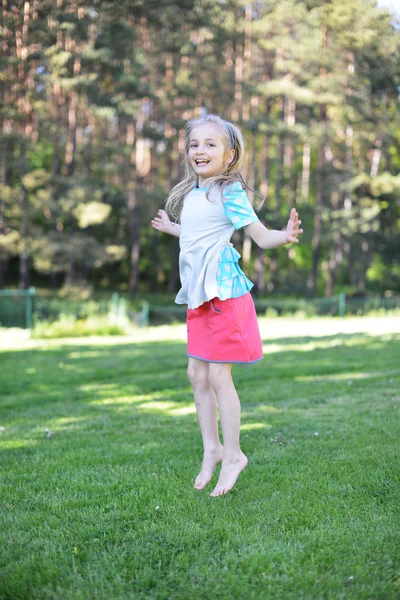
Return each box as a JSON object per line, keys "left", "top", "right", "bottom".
{"left": 222, "top": 450, "right": 245, "bottom": 463}
{"left": 204, "top": 443, "right": 223, "bottom": 456}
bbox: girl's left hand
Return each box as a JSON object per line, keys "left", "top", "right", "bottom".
{"left": 284, "top": 208, "right": 303, "bottom": 244}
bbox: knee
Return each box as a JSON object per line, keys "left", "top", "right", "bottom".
{"left": 208, "top": 363, "right": 232, "bottom": 392}
{"left": 187, "top": 363, "right": 209, "bottom": 390}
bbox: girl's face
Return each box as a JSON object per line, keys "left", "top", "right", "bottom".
{"left": 188, "top": 123, "right": 234, "bottom": 185}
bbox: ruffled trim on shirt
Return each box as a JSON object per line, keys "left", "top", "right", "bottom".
{"left": 218, "top": 274, "right": 254, "bottom": 300}
{"left": 216, "top": 246, "right": 254, "bottom": 299}
{"left": 218, "top": 246, "right": 241, "bottom": 263}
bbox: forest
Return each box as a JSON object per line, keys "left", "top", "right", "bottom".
{"left": 1, "top": 0, "right": 399, "bottom": 299}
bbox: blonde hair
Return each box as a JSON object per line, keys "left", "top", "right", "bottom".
{"left": 165, "top": 114, "right": 265, "bottom": 221}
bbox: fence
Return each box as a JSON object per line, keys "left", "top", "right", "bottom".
{"left": 0, "top": 289, "right": 399, "bottom": 330}
{"left": 144, "top": 292, "right": 400, "bottom": 325}
{"left": 0, "top": 288, "right": 36, "bottom": 329}
{"left": 0, "top": 289, "right": 147, "bottom": 330}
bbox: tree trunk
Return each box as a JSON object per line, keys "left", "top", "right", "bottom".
{"left": 325, "top": 191, "right": 342, "bottom": 297}
{"left": 0, "top": 147, "right": 6, "bottom": 288}
{"left": 370, "top": 137, "right": 382, "bottom": 178}
{"left": 65, "top": 87, "right": 78, "bottom": 176}
{"left": 308, "top": 22, "right": 328, "bottom": 295}
{"left": 284, "top": 96, "right": 296, "bottom": 205}
{"left": 259, "top": 132, "right": 270, "bottom": 202}
{"left": 253, "top": 133, "right": 271, "bottom": 295}
{"left": 358, "top": 241, "right": 369, "bottom": 292}
{"left": 19, "top": 183, "right": 30, "bottom": 289}
{"left": 150, "top": 229, "right": 159, "bottom": 293}
{"left": 128, "top": 182, "right": 140, "bottom": 295}
{"left": 253, "top": 246, "right": 267, "bottom": 296}
{"left": 267, "top": 252, "right": 278, "bottom": 293}
{"left": 301, "top": 142, "right": 311, "bottom": 203}
{"left": 308, "top": 142, "right": 324, "bottom": 294}
{"left": 242, "top": 128, "right": 256, "bottom": 266}
{"left": 167, "top": 237, "right": 180, "bottom": 294}
{"left": 274, "top": 96, "right": 285, "bottom": 218}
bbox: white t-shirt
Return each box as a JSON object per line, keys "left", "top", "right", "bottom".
{"left": 175, "top": 181, "right": 259, "bottom": 309}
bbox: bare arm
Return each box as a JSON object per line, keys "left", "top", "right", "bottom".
{"left": 245, "top": 208, "right": 303, "bottom": 249}
{"left": 151, "top": 209, "right": 180, "bottom": 238}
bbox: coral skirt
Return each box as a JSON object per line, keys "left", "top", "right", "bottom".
{"left": 186, "top": 292, "right": 263, "bottom": 364}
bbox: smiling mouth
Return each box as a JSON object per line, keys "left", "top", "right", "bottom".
{"left": 195, "top": 159, "right": 210, "bottom": 166}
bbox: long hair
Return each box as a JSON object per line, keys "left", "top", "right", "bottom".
{"left": 165, "top": 114, "right": 265, "bottom": 221}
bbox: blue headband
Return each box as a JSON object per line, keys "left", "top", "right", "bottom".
{"left": 225, "top": 123, "right": 235, "bottom": 149}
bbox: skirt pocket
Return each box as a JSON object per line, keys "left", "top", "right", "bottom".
{"left": 211, "top": 299, "right": 222, "bottom": 314}
{"left": 211, "top": 297, "right": 241, "bottom": 334}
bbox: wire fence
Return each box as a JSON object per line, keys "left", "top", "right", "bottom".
{"left": 147, "top": 293, "right": 400, "bottom": 325}
{"left": 1, "top": 289, "right": 399, "bottom": 331}
{"left": 0, "top": 288, "right": 36, "bottom": 329}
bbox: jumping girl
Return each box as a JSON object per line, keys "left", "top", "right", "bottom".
{"left": 151, "top": 114, "right": 303, "bottom": 497}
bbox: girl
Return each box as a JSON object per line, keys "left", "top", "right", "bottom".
{"left": 151, "top": 114, "right": 302, "bottom": 497}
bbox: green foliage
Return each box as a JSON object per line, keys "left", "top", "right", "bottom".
{"left": 74, "top": 201, "right": 112, "bottom": 229}
{"left": 0, "top": 232, "right": 20, "bottom": 259}
{"left": 32, "top": 315, "right": 127, "bottom": 338}
{"left": 27, "top": 142, "right": 55, "bottom": 170}
{"left": 1, "top": 0, "right": 399, "bottom": 296}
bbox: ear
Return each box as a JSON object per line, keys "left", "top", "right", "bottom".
{"left": 227, "top": 149, "right": 235, "bottom": 165}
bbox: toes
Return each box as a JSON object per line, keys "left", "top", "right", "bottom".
{"left": 211, "top": 485, "right": 232, "bottom": 497}
{"left": 195, "top": 475, "right": 211, "bottom": 490}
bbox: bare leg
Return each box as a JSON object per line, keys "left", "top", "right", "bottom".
{"left": 187, "top": 358, "right": 224, "bottom": 490}
{"left": 208, "top": 363, "right": 248, "bottom": 497}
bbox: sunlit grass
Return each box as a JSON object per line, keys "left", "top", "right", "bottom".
{"left": 1, "top": 316, "right": 400, "bottom": 599}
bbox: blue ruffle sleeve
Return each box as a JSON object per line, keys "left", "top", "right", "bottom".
{"left": 222, "top": 182, "right": 259, "bottom": 230}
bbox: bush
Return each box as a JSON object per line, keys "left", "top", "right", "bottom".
{"left": 32, "top": 315, "right": 128, "bottom": 338}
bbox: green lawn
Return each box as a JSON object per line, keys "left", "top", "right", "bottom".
{"left": 1, "top": 317, "right": 399, "bottom": 600}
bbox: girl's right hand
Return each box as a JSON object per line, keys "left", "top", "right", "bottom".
{"left": 151, "top": 209, "right": 172, "bottom": 234}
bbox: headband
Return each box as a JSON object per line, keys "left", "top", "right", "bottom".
{"left": 225, "top": 123, "right": 235, "bottom": 149}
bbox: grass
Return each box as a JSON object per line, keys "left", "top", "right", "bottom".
{"left": 1, "top": 316, "right": 399, "bottom": 600}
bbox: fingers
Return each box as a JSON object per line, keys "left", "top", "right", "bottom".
{"left": 287, "top": 208, "right": 303, "bottom": 240}
{"left": 152, "top": 210, "right": 166, "bottom": 219}
{"left": 287, "top": 228, "right": 303, "bottom": 243}
{"left": 290, "top": 211, "right": 300, "bottom": 224}
{"left": 151, "top": 218, "right": 162, "bottom": 230}
{"left": 151, "top": 209, "right": 168, "bottom": 230}
{"left": 292, "top": 228, "right": 304, "bottom": 236}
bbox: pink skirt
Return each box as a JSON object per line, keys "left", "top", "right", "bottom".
{"left": 186, "top": 293, "right": 263, "bottom": 364}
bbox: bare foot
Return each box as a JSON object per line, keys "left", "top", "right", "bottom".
{"left": 194, "top": 445, "right": 224, "bottom": 490}
{"left": 210, "top": 451, "right": 248, "bottom": 497}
